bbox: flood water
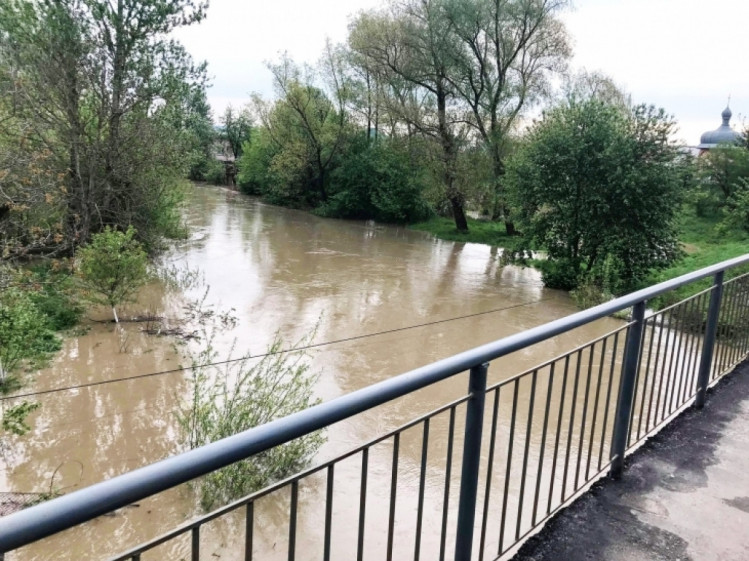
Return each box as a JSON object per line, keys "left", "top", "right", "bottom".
{"left": 4, "top": 185, "right": 625, "bottom": 560}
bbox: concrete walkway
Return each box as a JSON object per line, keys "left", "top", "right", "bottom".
{"left": 513, "top": 360, "right": 749, "bottom": 561}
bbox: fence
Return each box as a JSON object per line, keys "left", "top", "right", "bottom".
{"left": 1, "top": 256, "right": 749, "bottom": 561}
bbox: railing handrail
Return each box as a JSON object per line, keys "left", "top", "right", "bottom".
{"left": 1, "top": 253, "right": 748, "bottom": 553}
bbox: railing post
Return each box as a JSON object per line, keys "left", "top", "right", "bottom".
{"left": 610, "top": 301, "right": 646, "bottom": 480}
{"left": 454, "top": 362, "right": 489, "bottom": 561}
{"left": 695, "top": 271, "right": 724, "bottom": 409}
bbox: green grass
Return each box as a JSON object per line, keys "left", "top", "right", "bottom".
{"left": 410, "top": 216, "right": 517, "bottom": 247}
{"left": 647, "top": 211, "right": 749, "bottom": 308}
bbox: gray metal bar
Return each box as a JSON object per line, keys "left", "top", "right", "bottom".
{"left": 454, "top": 362, "right": 489, "bottom": 561}
{"left": 696, "top": 273, "right": 724, "bottom": 408}
{"left": 2, "top": 255, "right": 749, "bottom": 553}
{"left": 610, "top": 301, "right": 646, "bottom": 479}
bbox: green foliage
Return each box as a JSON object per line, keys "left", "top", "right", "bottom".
{"left": 204, "top": 159, "right": 227, "bottom": 187}
{"left": 76, "top": 226, "right": 148, "bottom": 322}
{"left": 0, "top": 288, "right": 61, "bottom": 382}
{"left": 2, "top": 401, "right": 40, "bottom": 436}
{"left": 221, "top": 106, "right": 253, "bottom": 159}
{"left": 0, "top": 0, "right": 206, "bottom": 254}
{"left": 178, "top": 333, "right": 325, "bottom": 510}
{"left": 322, "top": 138, "right": 433, "bottom": 223}
{"left": 410, "top": 216, "right": 516, "bottom": 246}
{"left": 507, "top": 99, "right": 685, "bottom": 294}
{"left": 23, "top": 264, "right": 83, "bottom": 330}
{"left": 537, "top": 258, "right": 580, "bottom": 291}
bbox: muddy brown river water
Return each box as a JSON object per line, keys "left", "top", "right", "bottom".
{"left": 3, "top": 185, "right": 625, "bottom": 560}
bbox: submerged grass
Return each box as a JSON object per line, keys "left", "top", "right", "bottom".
{"left": 409, "top": 216, "right": 517, "bottom": 247}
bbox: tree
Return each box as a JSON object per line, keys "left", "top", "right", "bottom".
{"left": 349, "top": 1, "right": 471, "bottom": 231}
{"left": 221, "top": 105, "right": 253, "bottom": 160}
{"left": 76, "top": 226, "right": 148, "bottom": 322}
{"left": 0, "top": 0, "right": 207, "bottom": 253}
{"left": 444, "top": 0, "right": 571, "bottom": 233}
{"left": 506, "top": 99, "right": 684, "bottom": 293}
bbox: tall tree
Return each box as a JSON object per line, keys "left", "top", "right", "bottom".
{"left": 350, "top": 1, "right": 470, "bottom": 231}
{"left": 221, "top": 105, "right": 253, "bottom": 159}
{"left": 444, "top": 0, "right": 571, "bottom": 233}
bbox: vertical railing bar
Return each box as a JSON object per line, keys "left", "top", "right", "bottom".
{"left": 661, "top": 306, "right": 682, "bottom": 418}
{"left": 439, "top": 406, "right": 456, "bottom": 561}
{"left": 192, "top": 526, "right": 200, "bottom": 561}
{"left": 734, "top": 279, "right": 749, "bottom": 362}
{"left": 598, "top": 330, "right": 620, "bottom": 471}
{"left": 683, "top": 291, "right": 705, "bottom": 399}
{"left": 586, "top": 337, "right": 607, "bottom": 480}
{"left": 455, "top": 363, "right": 489, "bottom": 561}
{"left": 739, "top": 277, "right": 749, "bottom": 359}
{"left": 653, "top": 310, "right": 673, "bottom": 426}
{"left": 724, "top": 280, "right": 740, "bottom": 369}
{"left": 726, "top": 281, "right": 741, "bottom": 366}
{"left": 627, "top": 326, "right": 645, "bottom": 449}
{"left": 414, "top": 420, "right": 430, "bottom": 561}
{"left": 686, "top": 291, "right": 709, "bottom": 398}
{"left": 715, "top": 281, "right": 733, "bottom": 375}
{"left": 357, "top": 449, "right": 368, "bottom": 561}
{"left": 498, "top": 379, "right": 519, "bottom": 555}
{"left": 696, "top": 273, "right": 724, "bottom": 408}
{"left": 548, "top": 357, "right": 570, "bottom": 513}
{"left": 575, "top": 344, "right": 595, "bottom": 489}
{"left": 324, "top": 465, "right": 334, "bottom": 561}
{"left": 667, "top": 300, "right": 689, "bottom": 416}
{"left": 533, "top": 364, "right": 555, "bottom": 524}
{"left": 387, "top": 433, "right": 400, "bottom": 561}
{"left": 132, "top": 555, "right": 140, "bottom": 561}
{"left": 516, "top": 370, "right": 538, "bottom": 541}
{"left": 478, "top": 388, "right": 500, "bottom": 561}
{"left": 561, "top": 351, "right": 582, "bottom": 501}
{"left": 734, "top": 279, "right": 749, "bottom": 363}
{"left": 636, "top": 315, "right": 658, "bottom": 440}
{"left": 681, "top": 294, "right": 702, "bottom": 403}
{"left": 673, "top": 295, "right": 695, "bottom": 410}
{"left": 645, "top": 311, "right": 667, "bottom": 434}
{"left": 244, "top": 502, "right": 254, "bottom": 561}
{"left": 288, "top": 481, "right": 298, "bottom": 561}
{"left": 610, "top": 301, "right": 646, "bottom": 478}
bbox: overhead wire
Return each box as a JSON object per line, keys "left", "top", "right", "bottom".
{"left": 1, "top": 296, "right": 553, "bottom": 402}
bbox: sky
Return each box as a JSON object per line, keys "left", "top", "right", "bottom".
{"left": 173, "top": 0, "right": 749, "bottom": 146}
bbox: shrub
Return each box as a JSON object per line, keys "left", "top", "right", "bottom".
{"left": 76, "top": 226, "right": 148, "bottom": 323}
{"left": 178, "top": 332, "right": 325, "bottom": 510}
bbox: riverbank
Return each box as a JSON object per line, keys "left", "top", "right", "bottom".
{"left": 411, "top": 210, "right": 749, "bottom": 308}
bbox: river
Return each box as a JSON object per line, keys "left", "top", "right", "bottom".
{"left": 3, "top": 184, "right": 624, "bottom": 560}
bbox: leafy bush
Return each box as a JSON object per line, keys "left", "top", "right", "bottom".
{"left": 76, "top": 226, "right": 148, "bottom": 323}
{"left": 323, "top": 139, "right": 433, "bottom": 223}
{"left": 178, "top": 333, "right": 325, "bottom": 510}
{"left": 538, "top": 258, "right": 579, "bottom": 291}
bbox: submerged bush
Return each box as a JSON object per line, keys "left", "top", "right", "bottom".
{"left": 178, "top": 331, "right": 325, "bottom": 510}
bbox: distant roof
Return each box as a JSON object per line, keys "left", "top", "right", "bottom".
{"left": 698, "top": 106, "right": 742, "bottom": 149}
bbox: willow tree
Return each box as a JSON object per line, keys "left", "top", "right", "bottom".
{"left": 444, "top": 0, "right": 571, "bottom": 233}
{"left": 349, "top": 1, "right": 470, "bottom": 231}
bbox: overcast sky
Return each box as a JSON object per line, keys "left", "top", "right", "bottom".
{"left": 173, "top": 0, "right": 748, "bottom": 145}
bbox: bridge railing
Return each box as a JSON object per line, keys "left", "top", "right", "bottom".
{"left": 1, "top": 255, "right": 749, "bottom": 561}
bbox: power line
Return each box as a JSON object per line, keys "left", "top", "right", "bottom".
{"left": 1, "top": 296, "right": 552, "bottom": 402}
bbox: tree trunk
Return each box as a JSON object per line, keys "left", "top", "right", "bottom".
{"left": 450, "top": 196, "right": 468, "bottom": 232}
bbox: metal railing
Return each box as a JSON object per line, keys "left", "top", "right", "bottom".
{"left": 1, "top": 255, "right": 749, "bottom": 561}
